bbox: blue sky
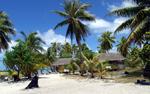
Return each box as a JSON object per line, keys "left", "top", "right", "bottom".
{"left": 0, "top": 0, "right": 136, "bottom": 70}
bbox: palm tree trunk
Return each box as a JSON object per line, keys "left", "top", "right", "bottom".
{"left": 76, "top": 39, "right": 85, "bottom": 76}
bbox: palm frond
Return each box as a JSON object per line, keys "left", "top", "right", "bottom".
{"left": 122, "top": 17, "right": 150, "bottom": 56}
{"left": 54, "top": 20, "right": 68, "bottom": 30}
{"left": 131, "top": 8, "right": 150, "bottom": 29}
{"left": 79, "top": 3, "right": 91, "bottom": 10}
{"left": 20, "top": 31, "right": 27, "bottom": 41}
{"left": 109, "top": 6, "right": 144, "bottom": 17}
{"left": 66, "top": 24, "right": 74, "bottom": 43}
{"left": 77, "top": 11, "right": 95, "bottom": 21}
{"left": 115, "top": 18, "right": 133, "bottom": 33}
{"left": 132, "top": 0, "right": 150, "bottom": 5}
{"left": 53, "top": 11, "right": 68, "bottom": 18}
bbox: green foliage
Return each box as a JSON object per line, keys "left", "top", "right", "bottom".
{"left": 81, "top": 52, "right": 108, "bottom": 78}
{"left": 125, "top": 47, "right": 144, "bottom": 68}
{"left": 60, "top": 42, "right": 72, "bottom": 58}
{"left": 46, "top": 47, "right": 56, "bottom": 63}
{"left": 0, "top": 11, "right": 15, "bottom": 51}
{"left": 117, "top": 37, "right": 127, "bottom": 56}
{"left": 95, "top": 61, "right": 108, "bottom": 79}
{"left": 46, "top": 42, "right": 62, "bottom": 63}
{"left": 76, "top": 43, "right": 94, "bottom": 59}
{"left": 98, "top": 31, "right": 115, "bottom": 53}
{"left": 3, "top": 32, "right": 49, "bottom": 77}
{"left": 110, "top": 0, "right": 150, "bottom": 56}
{"left": 65, "top": 60, "right": 78, "bottom": 73}
{"left": 139, "top": 44, "right": 150, "bottom": 63}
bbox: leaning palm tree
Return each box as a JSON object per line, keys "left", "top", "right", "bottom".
{"left": 81, "top": 52, "right": 98, "bottom": 78}
{"left": 95, "top": 61, "right": 108, "bottom": 79}
{"left": 0, "top": 11, "right": 15, "bottom": 51}
{"left": 54, "top": 0, "right": 95, "bottom": 48}
{"left": 81, "top": 52, "right": 108, "bottom": 78}
{"left": 110, "top": 0, "right": 150, "bottom": 56}
{"left": 98, "top": 31, "right": 115, "bottom": 53}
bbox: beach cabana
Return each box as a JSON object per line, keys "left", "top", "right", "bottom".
{"left": 52, "top": 58, "right": 73, "bottom": 72}
{"left": 98, "top": 53, "right": 125, "bottom": 70}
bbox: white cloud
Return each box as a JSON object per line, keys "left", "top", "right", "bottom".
{"left": 108, "top": 0, "right": 136, "bottom": 11}
{"left": 0, "top": 29, "right": 70, "bottom": 59}
{"left": 110, "top": 46, "right": 117, "bottom": 53}
{"left": 37, "top": 29, "right": 70, "bottom": 50}
{"left": 84, "top": 17, "right": 129, "bottom": 34}
{"left": 8, "top": 40, "right": 17, "bottom": 50}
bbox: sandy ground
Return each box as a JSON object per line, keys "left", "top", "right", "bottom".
{"left": 0, "top": 74, "right": 150, "bottom": 94}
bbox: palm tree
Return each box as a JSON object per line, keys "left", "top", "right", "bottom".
{"left": 50, "top": 42, "right": 62, "bottom": 57}
{"left": 81, "top": 52, "right": 108, "bottom": 78}
{"left": 117, "top": 37, "right": 127, "bottom": 56}
{"left": 81, "top": 52, "right": 97, "bottom": 78}
{"left": 110, "top": 0, "right": 150, "bottom": 56}
{"left": 54, "top": 0, "right": 95, "bottom": 48}
{"left": 125, "top": 47, "right": 144, "bottom": 68}
{"left": 20, "top": 32, "right": 45, "bottom": 78}
{"left": 95, "top": 61, "right": 108, "bottom": 79}
{"left": 26, "top": 32, "right": 45, "bottom": 52}
{"left": 98, "top": 31, "right": 115, "bottom": 53}
{"left": 72, "top": 44, "right": 78, "bottom": 58}
{"left": 20, "top": 32, "right": 45, "bottom": 52}
{"left": 46, "top": 47, "right": 56, "bottom": 63}
{"left": 60, "top": 42, "right": 72, "bottom": 58}
{"left": 0, "top": 11, "right": 15, "bottom": 51}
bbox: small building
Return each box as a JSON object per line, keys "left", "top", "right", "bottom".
{"left": 52, "top": 58, "right": 73, "bottom": 72}
{"left": 98, "top": 53, "right": 125, "bottom": 70}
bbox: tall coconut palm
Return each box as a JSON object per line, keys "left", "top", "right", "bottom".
{"left": 0, "top": 11, "right": 15, "bottom": 51}
{"left": 110, "top": 0, "right": 150, "bottom": 56}
{"left": 54, "top": 0, "right": 95, "bottom": 47}
{"left": 98, "top": 31, "right": 115, "bottom": 53}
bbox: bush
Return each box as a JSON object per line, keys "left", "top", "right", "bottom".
{"left": 140, "top": 44, "right": 150, "bottom": 78}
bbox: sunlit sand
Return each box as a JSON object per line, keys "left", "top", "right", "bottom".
{"left": 0, "top": 74, "right": 150, "bottom": 94}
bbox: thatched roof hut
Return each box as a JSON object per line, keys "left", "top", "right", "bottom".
{"left": 52, "top": 58, "right": 73, "bottom": 66}
{"left": 98, "top": 53, "right": 125, "bottom": 62}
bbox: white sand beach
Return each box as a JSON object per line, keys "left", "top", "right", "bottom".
{"left": 0, "top": 74, "right": 150, "bottom": 94}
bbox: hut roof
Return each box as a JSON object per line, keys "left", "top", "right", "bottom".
{"left": 98, "top": 53, "right": 125, "bottom": 62}
{"left": 52, "top": 58, "right": 72, "bottom": 66}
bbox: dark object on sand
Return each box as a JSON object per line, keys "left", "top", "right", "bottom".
{"left": 13, "top": 74, "right": 20, "bottom": 82}
{"left": 25, "top": 76, "right": 39, "bottom": 89}
{"left": 124, "top": 71, "right": 129, "bottom": 75}
{"left": 136, "top": 80, "right": 150, "bottom": 85}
